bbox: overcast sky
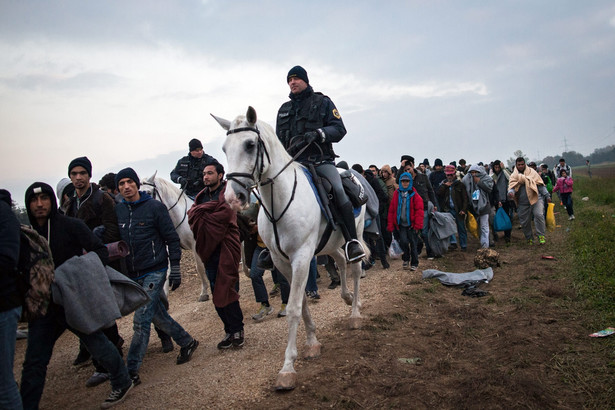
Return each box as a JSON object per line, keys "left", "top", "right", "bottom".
{"left": 1, "top": 1, "right": 614, "bottom": 206}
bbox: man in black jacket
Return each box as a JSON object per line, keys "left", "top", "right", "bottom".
{"left": 20, "top": 182, "right": 133, "bottom": 409}
{"left": 66, "top": 156, "right": 125, "bottom": 385}
{"left": 170, "top": 138, "right": 215, "bottom": 198}
{"left": 276, "top": 65, "right": 365, "bottom": 262}
{"left": 0, "top": 189, "right": 23, "bottom": 410}
{"left": 115, "top": 168, "right": 198, "bottom": 386}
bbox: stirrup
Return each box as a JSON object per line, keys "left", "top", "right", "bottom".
{"left": 344, "top": 239, "right": 365, "bottom": 263}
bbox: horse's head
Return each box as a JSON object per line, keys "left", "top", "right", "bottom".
{"left": 140, "top": 171, "right": 158, "bottom": 199}
{"left": 212, "top": 106, "right": 277, "bottom": 211}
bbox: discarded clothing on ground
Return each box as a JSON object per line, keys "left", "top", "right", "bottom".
{"left": 422, "top": 267, "right": 493, "bottom": 287}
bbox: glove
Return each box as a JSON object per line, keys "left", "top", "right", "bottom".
{"left": 304, "top": 131, "right": 321, "bottom": 146}
{"left": 169, "top": 264, "right": 181, "bottom": 291}
{"left": 178, "top": 177, "right": 187, "bottom": 188}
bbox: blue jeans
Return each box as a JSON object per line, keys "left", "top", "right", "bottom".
{"left": 1, "top": 306, "right": 22, "bottom": 410}
{"left": 21, "top": 303, "right": 130, "bottom": 410}
{"left": 448, "top": 210, "right": 468, "bottom": 249}
{"left": 127, "top": 269, "right": 192, "bottom": 374}
{"left": 250, "top": 246, "right": 269, "bottom": 303}
{"left": 306, "top": 257, "right": 318, "bottom": 292}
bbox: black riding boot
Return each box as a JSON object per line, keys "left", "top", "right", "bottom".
{"left": 339, "top": 201, "right": 366, "bottom": 263}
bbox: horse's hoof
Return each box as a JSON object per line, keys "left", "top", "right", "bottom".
{"left": 342, "top": 294, "right": 353, "bottom": 306}
{"left": 349, "top": 317, "right": 362, "bottom": 330}
{"left": 198, "top": 294, "right": 210, "bottom": 302}
{"left": 275, "top": 372, "right": 297, "bottom": 391}
{"left": 303, "top": 342, "right": 321, "bottom": 360}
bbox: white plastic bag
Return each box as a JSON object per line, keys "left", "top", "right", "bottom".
{"left": 388, "top": 238, "right": 403, "bottom": 260}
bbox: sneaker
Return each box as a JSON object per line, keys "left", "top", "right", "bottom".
{"left": 410, "top": 265, "right": 418, "bottom": 271}
{"left": 72, "top": 349, "right": 91, "bottom": 366}
{"left": 538, "top": 235, "right": 546, "bottom": 245}
{"left": 129, "top": 373, "right": 141, "bottom": 387}
{"left": 461, "top": 247, "right": 467, "bottom": 252}
{"left": 527, "top": 238, "right": 534, "bottom": 245}
{"left": 448, "top": 243, "right": 458, "bottom": 250}
{"left": 427, "top": 254, "right": 435, "bottom": 261}
{"left": 217, "top": 334, "right": 232, "bottom": 350}
{"left": 328, "top": 280, "right": 340, "bottom": 289}
{"left": 176, "top": 339, "right": 199, "bottom": 364}
{"left": 231, "top": 331, "right": 244, "bottom": 348}
{"left": 86, "top": 372, "right": 109, "bottom": 388}
{"left": 100, "top": 382, "right": 133, "bottom": 409}
{"left": 252, "top": 304, "right": 273, "bottom": 321}
{"left": 160, "top": 337, "right": 174, "bottom": 353}
{"left": 570, "top": 215, "right": 575, "bottom": 220}
{"left": 277, "top": 304, "right": 287, "bottom": 317}
{"left": 402, "top": 261, "right": 410, "bottom": 270}
{"left": 16, "top": 329, "right": 28, "bottom": 340}
{"left": 269, "top": 283, "right": 280, "bottom": 297}
{"left": 306, "top": 290, "right": 321, "bottom": 300}
{"left": 382, "top": 260, "right": 390, "bottom": 269}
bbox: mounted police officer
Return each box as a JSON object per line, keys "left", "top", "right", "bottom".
{"left": 275, "top": 65, "right": 365, "bottom": 262}
{"left": 170, "top": 138, "right": 215, "bottom": 199}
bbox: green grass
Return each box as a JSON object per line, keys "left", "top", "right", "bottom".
{"left": 567, "top": 174, "right": 615, "bottom": 326}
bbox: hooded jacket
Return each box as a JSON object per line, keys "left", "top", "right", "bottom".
{"left": 462, "top": 165, "right": 494, "bottom": 216}
{"left": 24, "top": 182, "right": 109, "bottom": 269}
{"left": 387, "top": 173, "right": 424, "bottom": 232}
{"left": 115, "top": 191, "right": 181, "bottom": 278}
{"left": 0, "top": 189, "right": 23, "bottom": 312}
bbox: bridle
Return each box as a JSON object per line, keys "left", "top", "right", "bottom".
{"left": 141, "top": 180, "right": 188, "bottom": 230}
{"left": 225, "top": 125, "right": 311, "bottom": 259}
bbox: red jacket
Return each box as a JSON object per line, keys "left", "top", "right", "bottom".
{"left": 387, "top": 188, "right": 424, "bottom": 232}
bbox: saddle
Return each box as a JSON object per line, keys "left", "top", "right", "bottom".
{"left": 304, "top": 164, "right": 368, "bottom": 254}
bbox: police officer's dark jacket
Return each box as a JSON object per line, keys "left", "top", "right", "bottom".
{"left": 115, "top": 192, "right": 181, "bottom": 279}
{"left": 276, "top": 86, "right": 346, "bottom": 163}
{"left": 170, "top": 152, "right": 215, "bottom": 197}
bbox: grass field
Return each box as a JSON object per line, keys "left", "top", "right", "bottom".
{"left": 568, "top": 164, "right": 615, "bottom": 328}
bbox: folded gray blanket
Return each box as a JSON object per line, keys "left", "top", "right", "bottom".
{"left": 52, "top": 252, "right": 149, "bottom": 334}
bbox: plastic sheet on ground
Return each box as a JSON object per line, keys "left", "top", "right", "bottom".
{"left": 422, "top": 267, "right": 493, "bottom": 287}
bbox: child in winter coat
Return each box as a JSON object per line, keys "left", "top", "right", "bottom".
{"left": 387, "top": 172, "right": 424, "bottom": 270}
{"left": 553, "top": 169, "right": 574, "bottom": 220}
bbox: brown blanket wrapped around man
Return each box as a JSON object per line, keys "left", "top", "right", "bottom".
{"left": 187, "top": 190, "right": 241, "bottom": 308}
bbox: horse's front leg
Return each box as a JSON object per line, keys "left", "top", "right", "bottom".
{"left": 331, "top": 251, "right": 353, "bottom": 306}
{"left": 302, "top": 292, "right": 321, "bottom": 359}
{"left": 348, "top": 262, "right": 363, "bottom": 329}
{"left": 275, "top": 258, "right": 309, "bottom": 391}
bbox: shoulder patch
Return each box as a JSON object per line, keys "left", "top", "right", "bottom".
{"left": 332, "top": 108, "right": 341, "bottom": 119}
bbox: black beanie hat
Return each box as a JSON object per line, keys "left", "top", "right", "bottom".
{"left": 401, "top": 155, "right": 414, "bottom": 164}
{"left": 423, "top": 158, "right": 430, "bottom": 166}
{"left": 25, "top": 182, "right": 58, "bottom": 225}
{"left": 287, "top": 66, "right": 309, "bottom": 84}
{"left": 189, "top": 138, "right": 203, "bottom": 151}
{"left": 68, "top": 156, "right": 92, "bottom": 177}
{"left": 115, "top": 167, "right": 140, "bottom": 189}
{"left": 434, "top": 158, "right": 443, "bottom": 167}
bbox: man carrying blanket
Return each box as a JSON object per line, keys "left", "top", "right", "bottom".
{"left": 507, "top": 157, "right": 551, "bottom": 245}
{"left": 188, "top": 160, "right": 244, "bottom": 350}
{"left": 20, "top": 182, "right": 133, "bottom": 409}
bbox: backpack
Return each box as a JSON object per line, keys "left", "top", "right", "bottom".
{"left": 18, "top": 225, "right": 55, "bottom": 321}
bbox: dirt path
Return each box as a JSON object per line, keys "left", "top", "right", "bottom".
{"left": 13, "top": 209, "right": 614, "bottom": 409}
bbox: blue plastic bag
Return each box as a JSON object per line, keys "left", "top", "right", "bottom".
{"left": 494, "top": 207, "right": 512, "bottom": 232}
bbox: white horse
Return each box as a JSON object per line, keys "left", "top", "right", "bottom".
{"left": 141, "top": 173, "right": 210, "bottom": 302}
{"left": 213, "top": 106, "right": 368, "bottom": 391}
